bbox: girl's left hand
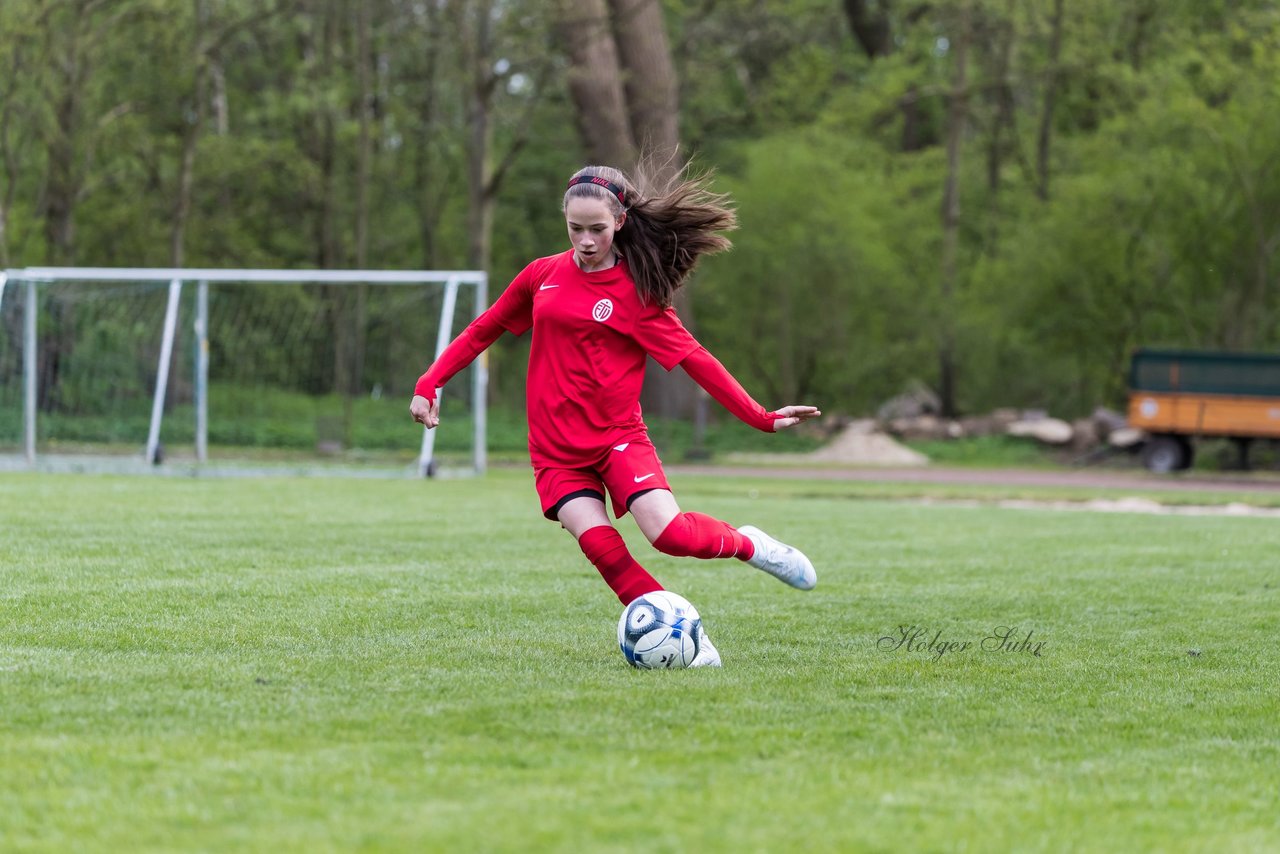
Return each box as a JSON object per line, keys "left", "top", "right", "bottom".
{"left": 772, "top": 405, "right": 821, "bottom": 431}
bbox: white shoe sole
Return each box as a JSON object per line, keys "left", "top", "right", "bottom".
{"left": 738, "top": 525, "right": 817, "bottom": 590}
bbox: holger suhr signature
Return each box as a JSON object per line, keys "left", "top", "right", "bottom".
{"left": 877, "top": 625, "right": 1046, "bottom": 660}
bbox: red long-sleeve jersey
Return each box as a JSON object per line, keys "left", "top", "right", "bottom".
{"left": 415, "top": 250, "right": 775, "bottom": 468}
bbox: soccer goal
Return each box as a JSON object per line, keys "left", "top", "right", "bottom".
{"left": 0, "top": 267, "right": 487, "bottom": 477}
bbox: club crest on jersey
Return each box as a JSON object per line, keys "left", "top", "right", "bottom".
{"left": 591, "top": 299, "right": 614, "bottom": 322}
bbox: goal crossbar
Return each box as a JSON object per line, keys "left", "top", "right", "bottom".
{"left": 17, "top": 267, "right": 486, "bottom": 285}
{"left": 2, "top": 267, "right": 488, "bottom": 477}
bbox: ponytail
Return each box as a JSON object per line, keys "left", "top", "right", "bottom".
{"left": 564, "top": 161, "right": 737, "bottom": 308}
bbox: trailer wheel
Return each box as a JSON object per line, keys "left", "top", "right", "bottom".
{"left": 1142, "top": 435, "right": 1192, "bottom": 473}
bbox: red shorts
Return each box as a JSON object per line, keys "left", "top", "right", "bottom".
{"left": 535, "top": 437, "right": 671, "bottom": 520}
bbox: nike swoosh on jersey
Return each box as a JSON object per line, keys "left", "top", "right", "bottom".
{"left": 539, "top": 283, "right": 559, "bottom": 290}
{"left": 633, "top": 473, "right": 656, "bottom": 483}
{"left": 613, "top": 443, "right": 630, "bottom": 452}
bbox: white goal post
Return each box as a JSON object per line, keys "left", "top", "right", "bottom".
{"left": 0, "top": 267, "right": 487, "bottom": 477}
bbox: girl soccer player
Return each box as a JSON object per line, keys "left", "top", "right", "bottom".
{"left": 411, "top": 164, "right": 820, "bottom": 666}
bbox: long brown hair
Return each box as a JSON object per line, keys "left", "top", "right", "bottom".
{"left": 563, "top": 161, "right": 737, "bottom": 308}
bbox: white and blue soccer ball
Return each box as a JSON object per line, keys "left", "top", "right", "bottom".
{"left": 617, "top": 591, "right": 701, "bottom": 669}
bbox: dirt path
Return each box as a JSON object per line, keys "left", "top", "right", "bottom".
{"left": 668, "top": 464, "right": 1280, "bottom": 494}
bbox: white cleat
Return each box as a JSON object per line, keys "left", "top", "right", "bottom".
{"left": 738, "top": 525, "right": 817, "bottom": 590}
{"left": 690, "top": 624, "right": 722, "bottom": 667}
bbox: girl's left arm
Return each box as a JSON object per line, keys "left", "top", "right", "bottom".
{"left": 679, "top": 346, "right": 820, "bottom": 432}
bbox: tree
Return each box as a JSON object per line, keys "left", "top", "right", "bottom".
{"left": 2, "top": 0, "right": 1278, "bottom": 427}
{"left": 35, "top": 0, "right": 140, "bottom": 265}
{"left": 840, "top": 0, "right": 935, "bottom": 151}
{"left": 842, "top": 0, "right": 893, "bottom": 59}
{"left": 937, "top": 1, "right": 971, "bottom": 418}
{"left": 608, "top": 0, "right": 679, "bottom": 164}
{"left": 554, "top": 0, "right": 699, "bottom": 419}
{"left": 556, "top": 0, "right": 634, "bottom": 167}
{"left": 171, "top": 0, "right": 287, "bottom": 268}
{"left": 1035, "top": 0, "right": 1064, "bottom": 200}
{"left": 0, "top": 0, "right": 42, "bottom": 266}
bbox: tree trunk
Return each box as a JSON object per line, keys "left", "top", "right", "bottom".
{"left": 984, "top": 0, "right": 1017, "bottom": 195}
{"left": 899, "top": 86, "right": 926, "bottom": 151}
{"left": 842, "top": 0, "right": 893, "bottom": 59}
{"left": 556, "top": 0, "right": 634, "bottom": 167}
{"left": 938, "top": 2, "right": 971, "bottom": 418}
{"left": 39, "top": 0, "right": 129, "bottom": 264}
{"left": 981, "top": 0, "right": 1021, "bottom": 252}
{"left": 412, "top": 0, "right": 445, "bottom": 268}
{"left": 0, "top": 40, "right": 25, "bottom": 268}
{"left": 843, "top": 1, "right": 934, "bottom": 152}
{"left": 210, "top": 53, "right": 229, "bottom": 136}
{"left": 462, "top": 0, "right": 496, "bottom": 271}
{"left": 1127, "top": 0, "right": 1157, "bottom": 71}
{"left": 603, "top": 0, "right": 696, "bottom": 420}
{"left": 317, "top": 0, "right": 341, "bottom": 269}
{"left": 304, "top": 0, "right": 350, "bottom": 404}
{"left": 607, "top": 0, "right": 678, "bottom": 162}
{"left": 170, "top": 0, "right": 210, "bottom": 268}
{"left": 1036, "top": 0, "right": 1064, "bottom": 201}
{"left": 44, "top": 9, "right": 86, "bottom": 266}
{"left": 351, "top": 0, "right": 373, "bottom": 404}
{"left": 354, "top": 0, "right": 373, "bottom": 270}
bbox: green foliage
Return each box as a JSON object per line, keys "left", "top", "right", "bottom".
{"left": 3, "top": 0, "right": 1280, "bottom": 423}
{"left": 689, "top": 0, "right": 1280, "bottom": 419}
{"left": 28, "top": 382, "right": 515, "bottom": 455}
{"left": 10, "top": 376, "right": 817, "bottom": 464}
{"left": 695, "top": 128, "right": 937, "bottom": 411}
{"left": 966, "top": 14, "right": 1280, "bottom": 415}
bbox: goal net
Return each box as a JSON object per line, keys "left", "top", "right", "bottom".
{"left": 0, "top": 268, "right": 487, "bottom": 477}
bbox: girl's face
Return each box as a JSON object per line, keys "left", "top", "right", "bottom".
{"left": 565, "top": 196, "right": 625, "bottom": 272}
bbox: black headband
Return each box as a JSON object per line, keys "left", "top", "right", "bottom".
{"left": 566, "top": 175, "right": 626, "bottom": 206}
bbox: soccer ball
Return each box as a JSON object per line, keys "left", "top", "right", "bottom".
{"left": 617, "top": 591, "right": 702, "bottom": 669}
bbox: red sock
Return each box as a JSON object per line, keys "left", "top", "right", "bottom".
{"left": 578, "top": 525, "right": 663, "bottom": 605}
{"left": 652, "top": 512, "right": 755, "bottom": 561}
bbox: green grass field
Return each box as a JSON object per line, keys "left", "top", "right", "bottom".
{"left": 2, "top": 469, "right": 1278, "bottom": 852}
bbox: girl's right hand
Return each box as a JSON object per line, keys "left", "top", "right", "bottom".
{"left": 410, "top": 394, "right": 440, "bottom": 429}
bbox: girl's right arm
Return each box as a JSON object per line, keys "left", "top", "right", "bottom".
{"left": 413, "top": 311, "right": 508, "bottom": 403}
{"left": 410, "top": 313, "right": 506, "bottom": 428}
{"left": 411, "top": 265, "right": 538, "bottom": 426}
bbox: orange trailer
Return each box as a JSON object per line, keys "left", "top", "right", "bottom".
{"left": 1127, "top": 349, "right": 1280, "bottom": 472}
